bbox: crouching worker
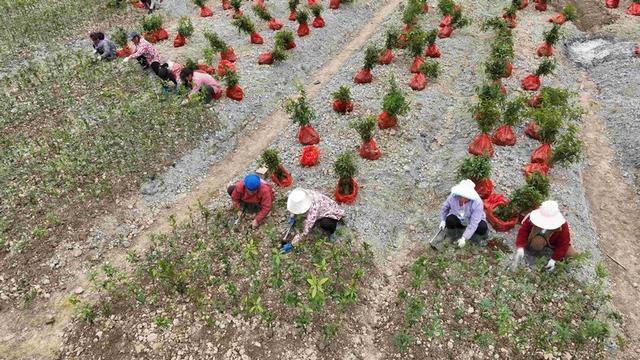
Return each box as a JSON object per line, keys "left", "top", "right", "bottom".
{"left": 281, "top": 188, "right": 345, "bottom": 253}
{"left": 434, "top": 179, "right": 488, "bottom": 248}
{"left": 513, "top": 200, "right": 577, "bottom": 272}
{"left": 123, "top": 33, "right": 160, "bottom": 70}
{"left": 228, "top": 174, "right": 274, "bottom": 229}
{"left": 89, "top": 32, "right": 116, "bottom": 60}
{"left": 180, "top": 68, "right": 222, "bottom": 105}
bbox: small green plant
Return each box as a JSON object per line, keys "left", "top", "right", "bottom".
{"left": 204, "top": 32, "right": 229, "bottom": 52}
{"left": 363, "top": 45, "right": 379, "bottom": 70}
{"left": 457, "top": 154, "right": 491, "bottom": 181}
{"left": 535, "top": 59, "right": 556, "bottom": 77}
{"left": 525, "top": 171, "right": 550, "bottom": 199}
{"left": 530, "top": 107, "right": 563, "bottom": 144}
{"left": 296, "top": 10, "right": 309, "bottom": 24}
{"left": 438, "top": 0, "right": 455, "bottom": 15}
{"left": 112, "top": 27, "right": 128, "bottom": 48}
{"left": 551, "top": 124, "right": 583, "bottom": 167}
{"left": 259, "top": 149, "right": 286, "bottom": 180}
{"left": 274, "top": 30, "right": 295, "bottom": 48}
{"left": 394, "top": 330, "right": 412, "bottom": 352}
{"left": 473, "top": 99, "right": 501, "bottom": 134}
{"left": 230, "top": 0, "right": 242, "bottom": 10}
{"left": 323, "top": 323, "right": 338, "bottom": 342}
{"left": 224, "top": 70, "right": 240, "bottom": 88}
{"left": 253, "top": 4, "right": 273, "bottom": 21}
{"left": 334, "top": 151, "right": 358, "bottom": 194}
{"left": 193, "top": 0, "right": 207, "bottom": 6}
{"left": 332, "top": 85, "right": 351, "bottom": 103}
{"left": 403, "top": 0, "right": 422, "bottom": 25}
{"left": 310, "top": 4, "right": 322, "bottom": 17}
{"left": 384, "top": 28, "right": 400, "bottom": 49}
{"left": 450, "top": 5, "right": 470, "bottom": 28}
{"left": 154, "top": 315, "right": 171, "bottom": 329}
{"left": 418, "top": 61, "right": 440, "bottom": 79}
{"left": 272, "top": 46, "right": 288, "bottom": 62}
{"left": 142, "top": 14, "right": 163, "bottom": 32}
{"left": 495, "top": 185, "right": 544, "bottom": 220}
{"left": 543, "top": 24, "right": 561, "bottom": 45}
{"left": 405, "top": 297, "right": 425, "bottom": 327}
{"left": 561, "top": 4, "right": 578, "bottom": 22}
{"left": 288, "top": 0, "right": 300, "bottom": 11}
{"left": 284, "top": 87, "right": 315, "bottom": 127}
{"left": 407, "top": 26, "right": 427, "bottom": 57}
{"left": 502, "top": 96, "right": 526, "bottom": 126}
{"left": 382, "top": 77, "right": 409, "bottom": 117}
{"left": 176, "top": 17, "right": 194, "bottom": 38}
{"left": 232, "top": 15, "right": 256, "bottom": 34}
{"left": 350, "top": 116, "right": 377, "bottom": 142}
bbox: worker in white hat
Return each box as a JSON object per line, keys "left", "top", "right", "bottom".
{"left": 281, "top": 188, "right": 345, "bottom": 253}
{"left": 434, "top": 179, "right": 488, "bottom": 248}
{"left": 513, "top": 200, "right": 577, "bottom": 272}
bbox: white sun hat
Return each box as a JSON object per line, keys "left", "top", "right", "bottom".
{"left": 530, "top": 200, "right": 566, "bottom": 230}
{"left": 450, "top": 179, "right": 481, "bottom": 202}
{"left": 287, "top": 188, "right": 313, "bottom": 215}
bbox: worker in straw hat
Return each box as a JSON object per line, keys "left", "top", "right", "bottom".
{"left": 281, "top": 188, "right": 345, "bottom": 253}
{"left": 433, "top": 179, "right": 488, "bottom": 248}
{"left": 513, "top": 200, "right": 577, "bottom": 272}
{"left": 227, "top": 173, "right": 274, "bottom": 229}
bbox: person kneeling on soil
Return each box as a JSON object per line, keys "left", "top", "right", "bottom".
{"left": 123, "top": 33, "right": 160, "bottom": 70}
{"left": 179, "top": 68, "right": 223, "bottom": 104}
{"left": 513, "top": 200, "right": 577, "bottom": 272}
{"left": 228, "top": 174, "right": 274, "bottom": 229}
{"left": 89, "top": 32, "right": 116, "bottom": 60}
{"left": 435, "top": 179, "right": 488, "bottom": 248}
{"left": 156, "top": 61, "right": 182, "bottom": 88}
{"left": 281, "top": 188, "right": 346, "bottom": 253}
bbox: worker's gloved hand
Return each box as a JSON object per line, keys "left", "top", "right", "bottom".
{"left": 456, "top": 237, "right": 466, "bottom": 248}
{"left": 123, "top": 57, "right": 130, "bottom": 62}
{"left": 439, "top": 220, "right": 446, "bottom": 231}
{"left": 512, "top": 248, "right": 525, "bottom": 270}
{"left": 251, "top": 219, "right": 259, "bottom": 229}
{"left": 288, "top": 217, "right": 296, "bottom": 226}
{"left": 281, "top": 242, "right": 293, "bottom": 254}
{"left": 544, "top": 259, "right": 556, "bottom": 272}
{"left": 180, "top": 99, "right": 188, "bottom": 106}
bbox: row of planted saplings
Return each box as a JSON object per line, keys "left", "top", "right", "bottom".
{"left": 603, "top": 0, "right": 640, "bottom": 15}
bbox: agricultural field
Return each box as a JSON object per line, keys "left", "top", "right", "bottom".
{"left": 0, "top": 0, "right": 639, "bottom": 359}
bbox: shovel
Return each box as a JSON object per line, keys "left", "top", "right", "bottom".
{"left": 234, "top": 209, "right": 244, "bottom": 227}
{"left": 428, "top": 228, "right": 444, "bottom": 250}
{"left": 281, "top": 224, "right": 295, "bottom": 245}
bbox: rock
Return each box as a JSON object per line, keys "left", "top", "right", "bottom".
{"left": 45, "top": 315, "right": 55, "bottom": 325}
{"left": 147, "top": 333, "right": 158, "bottom": 343}
{"left": 71, "top": 248, "right": 82, "bottom": 258}
{"left": 74, "top": 287, "right": 84, "bottom": 295}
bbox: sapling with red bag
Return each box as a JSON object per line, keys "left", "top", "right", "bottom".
{"left": 350, "top": 116, "right": 381, "bottom": 160}
{"left": 332, "top": 85, "right": 354, "bottom": 114}
{"left": 492, "top": 96, "right": 525, "bottom": 146}
{"left": 353, "top": 46, "right": 379, "bottom": 84}
{"left": 330, "top": 0, "right": 353, "bottom": 10}
{"left": 627, "top": 0, "right": 640, "bottom": 15}
{"left": 275, "top": 30, "right": 297, "bottom": 50}
{"left": 284, "top": 87, "right": 320, "bottom": 145}
{"left": 232, "top": 15, "right": 263, "bottom": 44}
{"left": 469, "top": 91, "right": 501, "bottom": 156}
{"left": 193, "top": 0, "right": 213, "bottom": 17}
{"left": 521, "top": 59, "right": 555, "bottom": 91}
{"left": 438, "top": 0, "right": 469, "bottom": 38}
{"left": 410, "top": 61, "right": 440, "bottom": 91}
{"left": 502, "top": 5, "right": 518, "bottom": 29}
{"left": 549, "top": 4, "right": 577, "bottom": 25}
{"left": 407, "top": 26, "right": 427, "bottom": 73}
{"left": 399, "top": 0, "right": 422, "bottom": 48}
{"left": 113, "top": 27, "right": 133, "bottom": 58}
{"left": 537, "top": 24, "right": 561, "bottom": 57}
{"left": 604, "top": 0, "right": 619, "bottom": 9}
{"left": 204, "top": 31, "right": 237, "bottom": 62}
{"left": 296, "top": 10, "right": 311, "bottom": 37}
{"left": 379, "top": 77, "right": 409, "bottom": 129}
{"left": 224, "top": 70, "right": 244, "bottom": 101}
{"left": 490, "top": 185, "right": 543, "bottom": 232}
{"left": 424, "top": 29, "right": 441, "bottom": 58}
{"left": 142, "top": 14, "right": 168, "bottom": 43}
{"left": 260, "top": 149, "right": 293, "bottom": 187}
{"left": 258, "top": 43, "right": 288, "bottom": 65}
{"left": 334, "top": 151, "right": 359, "bottom": 204}
{"left": 513, "top": 0, "right": 528, "bottom": 10}
{"left": 379, "top": 29, "right": 400, "bottom": 65}
{"left": 221, "top": 0, "right": 231, "bottom": 10}
{"left": 310, "top": 4, "right": 325, "bottom": 28}
{"left": 230, "top": 0, "right": 244, "bottom": 18}
{"left": 174, "top": 17, "right": 194, "bottom": 48}
{"left": 253, "top": 4, "right": 283, "bottom": 30}
{"left": 534, "top": 0, "right": 548, "bottom": 11}
{"left": 288, "top": 0, "right": 299, "bottom": 21}
{"left": 457, "top": 155, "right": 493, "bottom": 199}
{"left": 483, "top": 18, "right": 514, "bottom": 78}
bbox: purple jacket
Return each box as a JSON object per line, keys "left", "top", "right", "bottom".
{"left": 440, "top": 194, "right": 486, "bottom": 240}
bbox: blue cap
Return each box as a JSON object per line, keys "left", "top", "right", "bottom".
{"left": 244, "top": 174, "right": 261, "bottom": 192}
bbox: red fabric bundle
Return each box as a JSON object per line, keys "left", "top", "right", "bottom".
{"left": 173, "top": 34, "right": 186, "bottom": 47}
{"left": 422, "top": 3, "right": 429, "bottom": 13}
{"left": 285, "top": 41, "right": 296, "bottom": 50}
{"left": 518, "top": 0, "right": 528, "bottom": 9}
{"left": 549, "top": 13, "right": 567, "bottom": 24}
{"left": 226, "top": 85, "right": 244, "bottom": 101}
{"left": 222, "top": 0, "right": 231, "bottom": 10}
{"left": 410, "top": 56, "right": 425, "bottom": 73}
{"left": 329, "top": 0, "right": 340, "bottom": 9}
{"left": 217, "top": 60, "right": 236, "bottom": 77}
{"left": 409, "top": 73, "right": 427, "bottom": 91}
{"left": 200, "top": 6, "right": 213, "bottom": 17}
{"left": 288, "top": 10, "right": 297, "bottom": 21}
{"left": 297, "top": 23, "right": 310, "bottom": 37}
{"left": 307, "top": 0, "right": 317, "bottom": 5}
{"left": 636, "top": 47, "right": 640, "bottom": 56}
{"left": 258, "top": 52, "right": 274, "bottom": 65}
{"left": 503, "top": 14, "right": 517, "bottom": 28}
{"left": 298, "top": 125, "right": 320, "bottom": 145}
{"left": 627, "top": 3, "right": 640, "bottom": 15}
{"left": 134, "top": 1, "right": 146, "bottom": 9}
{"left": 155, "top": 28, "right": 169, "bottom": 41}
{"left": 359, "top": 138, "right": 381, "bottom": 160}
{"left": 379, "top": 49, "right": 394, "bottom": 64}
{"left": 521, "top": 75, "right": 541, "bottom": 91}
{"left": 531, "top": 143, "right": 552, "bottom": 165}
{"left": 425, "top": 44, "right": 441, "bottom": 58}
{"left": 468, "top": 133, "right": 494, "bottom": 157}
{"left": 300, "top": 146, "right": 320, "bottom": 167}
{"left": 438, "top": 26, "right": 453, "bottom": 39}
{"left": 605, "top": 0, "right": 619, "bottom": 8}
{"left": 332, "top": 99, "right": 353, "bottom": 114}
{"left": 503, "top": 62, "right": 513, "bottom": 78}
{"left": 484, "top": 193, "right": 518, "bottom": 232}
{"left": 440, "top": 15, "right": 452, "bottom": 27}
{"left": 492, "top": 125, "right": 516, "bottom": 146}
{"left": 250, "top": 32, "right": 264, "bottom": 44}
{"left": 475, "top": 178, "right": 494, "bottom": 200}
{"left": 378, "top": 112, "right": 397, "bottom": 129}
{"left": 353, "top": 69, "right": 372, "bottom": 84}
{"left": 524, "top": 162, "right": 550, "bottom": 178}
{"left": 537, "top": 42, "right": 553, "bottom": 57}
{"left": 398, "top": 33, "right": 408, "bottom": 49}
{"left": 268, "top": 18, "right": 283, "bottom": 30}
{"left": 525, "top": 122, "right": 541, "bottom": 140}
{"left": 312, "top": 16, "right": 325, "bottom": 28}
{"left": 535, "top": 1, "right": 547, "bottom": 11}
{"left": 528, "top": 93, "right": 541, "bottom": 108}
{"left": 272, "top": 165, "right": 293, "bottom": 187}
{"left": 144, "top": 32, "right": 158, "bottom": 43}
{"left": 221, "top": 48, "right": 237, "bottom": 62}
{"left": 335, "top": 178, "right": 358, "bottom": 204}
{"left": 197, "top": 64, "right": 215, "bottom": 75}
{"left": 116, "top": 45, "right": 133, "bottom": 58}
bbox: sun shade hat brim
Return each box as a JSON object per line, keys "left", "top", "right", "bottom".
{"left": 287, "top": 188, "right": 313, "bottom": 215}
{"left": 529, "top": 200, "right": 566, "bottom": 230}
{"left": 450, "top": 179, "right": 481, "bottom": 202}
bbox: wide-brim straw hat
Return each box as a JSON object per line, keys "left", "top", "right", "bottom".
{"left": 287, "top": 188, "right": 313, "bottom": 215}
{"left": 450, "top": 179, "right": 481, "bottom": 202}
{"left": 530, "top": 200, "right": 566, "bottom": 230}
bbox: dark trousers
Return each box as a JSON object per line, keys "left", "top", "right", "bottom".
{"left": 227, "top": 185, "right": 260, "bottom": 213}
{"left": 445, "top": 214, "right": 488, "bottom": 236}
{"left": 313, "top": 218, "right": 338, "bottom": 235}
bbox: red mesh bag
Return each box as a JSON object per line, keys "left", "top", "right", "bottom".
{"left": 197, "top": 64, "right": 215, "bottom": 75}
{"left": 200, "top": 6, "right": 213, "bottom": 17}
{"left": 535, "top": 1, "right": 547, "bottom": 11}
{"left": 155, "top": 28, "right": 169, "bottom": 41}
{"left": 297, "top": 23, "right": 310, "bottom": 37}
{"left": 537, "top": 42, "right": 553, "bottom": 57}
{"left": 222, "top": 0, "right": 231, "bottom": 10}
{"left": 440, "top": 15, "right": 452, "bottom": 27}
{"left": 116, "top": 45, "right": 133, "bottom": 58}
{"left": 525, "top": 122, "right": 541, "bottom": 140}
{"left": 226, "top": 85, "right": 244, "bottom": 101}
{"left": 503, "top": 14, "right": 517, "bottom": 29}
{"left": 298, "top": 125, "right": 320, "bottom": 145}
{"left": 636, "top": 47, "right": 640, "bottom": 56}
{"left": 438, "top": 26, "right": 453, "bottom": 39}
{"left": 268, "top": 18, "right": 283, "bottom": 30}
{"left": 531, "top": 143, "right": 552, "bottom": 164}
{"left": 300, "top": 146, "right": 320, "bottom": 167}
{"left": 492, "top": 125, "right": 516, "bottom": 146}
{"left": 518, "top": 0, "right": 528, "bottom": 9}
{"left": 288, "top": 10, "right": 297, "bottom": 21}
{"left": 332, "top": 99, "right": 353, "bottom": 114}
{"left": 217, "top": 60, "right": 236, "bottom": 77}
{"left": 353, "top": 69, "right": 372, "bottom": 84}
{"left": 312, "top": 16, "right": 325, "bottom": 28}
{"left": 521, "top": 75, "right": 541, "bottom": 91}
{"left": 173, "top": 34, "right": 186, "bottom": 47}
{"left": 307, "top": 0, "right": 317, "bottom": 5}
{"left": 549, "top": 13, "right": 567, "bottom": 24}
{"left": 285, "top": 41, "right": 296, "bottom": 50}
{"left": 423, "top": 3, "right": 429, "bottom": 13}
{"left": 144, "top": 32, "right": 158, "bottom": 43}
{"left": 605, "top": 0, "right": 619, "bottom": 8}
{"left": 627, "top": 3, "right": 640, "bottom": 15}
{"left": 425, "top": 44, "right": 441, "bottom": 58}
{"left": 528, "top": 93, "right": 541, "bottom": 108}
{"left": 475, "top": 178, "right": 494, "bottom": 200}
{"left": 378, "top": 112, "right": 397, "bottom": 129}
{"left": 379, "top": 49, "right": 394, "bottom": 64}
{"left": 335, "top": 178, "right": 358, "bottom": 204}
{"left": 233, "top": 9, "right": 244, "bottom": 18}
{"left": 410, "top": 56, "right": 425, "bottom": 73}
{"left": 359, "top": 138, "right": 381, "bottom": 160}
{"left": 329, "top": 0, "right": 340, "bottom": 9}
{"left": 250, "top": 32, "right": 264, "bottom": 44}
{"left": 409, "top": 73, "right": 427, "bottom": 91}
{"left": 503, "top": 62, "right": 513, "bottom": 78}
{"left": 484, "top": 193, "right": 518, "bottom": 232}
{"left": 221, "top": 48, "right": 237, "bottom": 62}
{"left": 272, "top": 165, "right": 293, "bottom": 187}
{"left": 524, "top": 162, "right": 550, "bottom": 178}
{"left": 258, "top": 52, "right": 274, "bottom": 65}
{"left": 468, "top": 133, "right": 495, "bottom": 157}
{"left": 134, "top": 1, "right": 146, "bottom": 9}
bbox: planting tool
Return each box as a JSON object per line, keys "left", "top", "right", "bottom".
{"left": 282, "top": 224, "right": 295, "bottom": 244}
{"left": 428, "top": 228, "right": 444, "bottom": 250}
{"left": 234, "top": 209, "right": 245, "bottom": 226}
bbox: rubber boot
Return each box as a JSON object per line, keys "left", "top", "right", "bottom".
{"left": 429, "top": 229, "right": 447, "bottom": 250}
{"left": 446, "top": 228, "right": 463, "bottom": 243}
{"left": 470, "top": 232, "right": 489, "bottom": 247}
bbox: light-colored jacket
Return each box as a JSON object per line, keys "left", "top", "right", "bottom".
{"left": 439, "top": 194, "right": 486, "bottom": 240}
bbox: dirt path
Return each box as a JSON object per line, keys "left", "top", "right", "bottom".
{"left": 0, "top": 1, "right": 404, "bottom": 358}
{"left": 579, "top": 73, "right": 640, "bottom": 358}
